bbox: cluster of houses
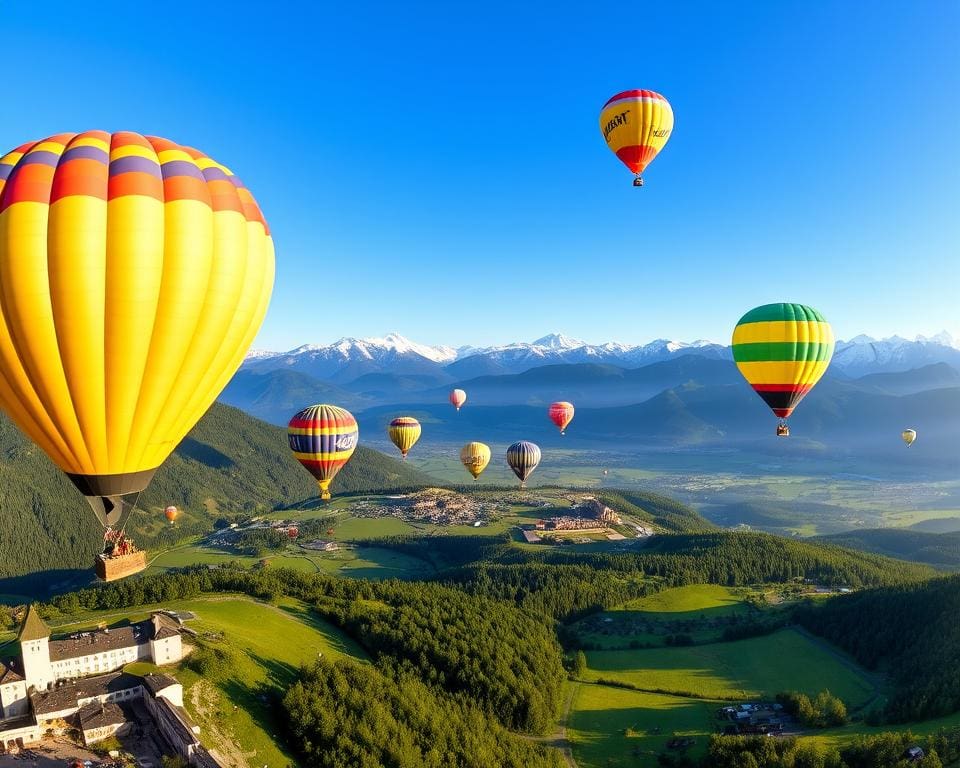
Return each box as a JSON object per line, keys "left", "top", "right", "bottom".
{"left": 348, "top": 488, "right": 508, "bottom": 526}
{"left": 0, "top": 606, "right": 220, "bottom": 765}
{"left": 717, "top": 702, "right": 787, "bottom": 735}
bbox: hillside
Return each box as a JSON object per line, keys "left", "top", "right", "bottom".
{"left": 0, "top": 403, "right": 432, "bottom": 581}
{"left": 815, "top": 528, "right": 960, "bottom": 570}
{"left": 797, "top": 573, "right": 960, "bottom": 722}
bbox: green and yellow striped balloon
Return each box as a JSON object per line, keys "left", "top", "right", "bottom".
{"left": 732, "top": 303, "right": 834, "bottom": 424}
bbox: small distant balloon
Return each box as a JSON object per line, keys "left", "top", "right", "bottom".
{"left": 460, "top": 442, "right": 491, "bottom": 480}
{"left": 388, "top": 417, "right": 422, "bottom": 459}
{"left": 506, "top": 441, "right": 541, "bottom": 489}
{"left": 548, "top": 402, "right": 575, "bottom": 434}
{"left": 902, "top": 429, "right": 917, "bottom": 447}
{"left": 164, "top": 506, "right": 178, "bottom": 524}
{"left": 450, "top": 389, "right": 467, "bottom": 411}
{"left": 288, "top": 404, "right": 358, "bottom": 500}
{"left": 287, "top": 526, "right": 299, "bottom": 539}
{"left": 602, "top": 469, "right": 609, "bottom": 476}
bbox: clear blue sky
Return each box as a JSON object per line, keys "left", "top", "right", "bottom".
{"left": 3, "top": 1, "right": 957, "bottom": 350}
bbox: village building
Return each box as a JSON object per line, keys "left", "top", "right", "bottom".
{"left": 0, "top": 606, "right": 217, "bottom": 764}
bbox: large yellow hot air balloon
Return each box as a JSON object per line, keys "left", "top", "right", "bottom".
{"left": 0, "top": 131, "right": 274, "bottom": 532}
{"left": 460, "top": 442, "right": 491, "bottom": 480}
{"left": 732, "top": 303, "right": 833, "bottom": 436}
{"left": 388, "top": 416, "right": 421, "bottom": 459}
{"left": 600, "top": 90, "right": 674, "bottom": 186}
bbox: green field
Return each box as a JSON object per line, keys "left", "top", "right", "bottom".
{"left": 583, "top": 629, "right": 876, "bottom": 706}
{"left": 569, "top": 683, "right": 721, "bottom": 767}
{"left": 48, "top": 595, "right": 366, "bottom": 768}
{"left": 146, "top": 539, "right": 436, "bottom": 580}
{"left": 618, "top": 584, "right": 750, "bottom": 617}
{"left": 573, "top": 585, "right": 768, "bottom": 648}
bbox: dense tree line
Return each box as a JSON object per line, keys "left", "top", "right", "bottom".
{"left": 313, "top": 582, "right": 565, "bottom": 733}
{"left": 697, "top": 732, "right": 956, "bottom": 768}
{"left": 41, "top": 565, "right": 565, "bottom": 735}
{"left": 796, "top": 574, "right": 960, "bottom": 722}
{"left": 283, "top": 659, "right": 564, "bottom": 768}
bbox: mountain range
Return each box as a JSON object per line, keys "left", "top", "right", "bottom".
{"left": 244, "top": 331, "right": 960, "bottom": 383}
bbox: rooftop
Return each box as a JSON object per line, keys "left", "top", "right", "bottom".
{"left": 142, "top": 673, "right": 179, "bottom": 696}
{"left": 31, "top": 672, "right": 142, "bottom": 715}
{"left": 17, "top": 605, "right": 50, "bottom": 642}
{"left": 0, "top": 657, "right": 24, "bottom": 684}
{"left": 48, "top": 622, "right": 151, "bottom": 662}
{"left": 78, "top": 700, "right": 126, "bottom": 730}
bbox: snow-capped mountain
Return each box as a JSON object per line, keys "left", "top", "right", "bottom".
{"left": 244, "top": 331, "right": 960, "bottom": 384}
{"left": 832, "top": 332, "right": 960, "bottom": 377}
{"left": 244, "top": 333, "right": 458, "bottom": 382}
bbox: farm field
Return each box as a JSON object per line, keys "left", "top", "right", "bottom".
{"left": 40, "top": 595, "right": 367, "bottom": 768}
{"left": 582, "top": 628, "right": 877, "bottom": 706}
{"left": 146, "top": 541, "right": 435, "bottom": 580}
{"left": 568, "top": 682, "right": 721, "bottom": 767}
{"left": 572, "top": 585, "right": 772, "bottom": 648}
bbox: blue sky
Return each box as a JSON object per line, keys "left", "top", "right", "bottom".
{"left": 2, "top": 1, "right": 957, "bottom": 350}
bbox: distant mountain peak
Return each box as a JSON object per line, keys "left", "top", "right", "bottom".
{"left": 531, "top": 333, "right": 586, "bottom": 350}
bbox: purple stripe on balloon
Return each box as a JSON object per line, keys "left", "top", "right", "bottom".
{"left": 200, "top": 166, "right": 230, "bottom": 182}
{"left": 0, "top": 164, "right": 14, "bottom": 181}
{"left": 229, "top": 175, "right": 244, "bottom": 188}
{"left": 160, "top": 160, "right": 204, "bottom": 180}
{"left": 20, "top": 151, "right": 60, "bottom": 167}
{"left": 61, "top": 146, "right": 108, "bottom": 165}
{"left": 109, "top": 155, "right": 161, "bottom": 177}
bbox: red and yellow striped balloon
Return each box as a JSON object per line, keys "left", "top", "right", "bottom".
{"left": 599, "top": 90, "right": 674, "bottom": 186}
{"left": 288, "top": 404, "right": 358, "bottom": 500}
{"left": 732, "top": 304, "right": 834, "bottom": 432}
{"left": 388, "top": 416, "right": 421, "bottom": 458}
{"left": 449, "top": 389, "right": 467, "bottom": 411}
{"left": 0, "top": 131, "right": 273, "bottom": 528}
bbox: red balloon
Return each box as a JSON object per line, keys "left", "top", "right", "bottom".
{"left": 548, "top": 401, "right": 575, "bottom": 434}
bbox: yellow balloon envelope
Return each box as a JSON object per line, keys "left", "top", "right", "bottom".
{"left": 0, "top": 131, "right": 274, "bottom": 527}
{"left": 388, "top": 416, "right": 422, "bottom": 458}
{"left": 600, "top": 90, "right": 674, "bottom": 185}
{"left": 902, "top": 429, "right": 917, "bottom": 447}
{"left": 460, "top": 442, "right": 491, "bottom": 480}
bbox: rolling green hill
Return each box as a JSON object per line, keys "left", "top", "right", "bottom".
{"left": 0, "top": 403, "right": 432, "bottom": 581}
{"left": 815, "top": 528, "right": 960, "bottom": 570}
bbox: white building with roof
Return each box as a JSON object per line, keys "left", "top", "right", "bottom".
{"left": 0, "top": 606, "right": 188, "bottom": 754}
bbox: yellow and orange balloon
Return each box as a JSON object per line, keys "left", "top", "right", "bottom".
{"left": 0, "top": 131, "right": 274, "bottom": 528}
{"left": 599, "top": 90, "right": 673, "bottom": 186}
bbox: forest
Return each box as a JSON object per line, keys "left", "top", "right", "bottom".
{"left": 796, "top": 573, "right": 960, "bottom": 723}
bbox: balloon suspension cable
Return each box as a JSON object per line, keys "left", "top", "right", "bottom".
{"left": 119, "top": 490, "right": 144, "bottom": 534}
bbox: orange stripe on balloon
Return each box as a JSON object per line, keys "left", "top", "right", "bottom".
{"left": 162, "top": 175, "right": 212, "bottom": 205}
{"left": 1, "top": 163, "right": 54, "bottom": 208}
{"left": 51, "top": 159, "right": 108, "bottom": 202}
{"left": 108, "top": 172, "right": 163, "bottom": 201}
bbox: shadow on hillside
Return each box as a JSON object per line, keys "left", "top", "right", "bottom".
{"left": 176, "top": 438, "right": 235, "bottom": 469}
{"left": 0, "top": 568, "right": 94, "bottom": 602}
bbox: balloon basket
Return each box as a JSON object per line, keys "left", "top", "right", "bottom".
{"left": 633, "top": 176, "right": 644, "bottom": 187}
{"left": 95, "top": 550, "right": 147, "bottom": 582}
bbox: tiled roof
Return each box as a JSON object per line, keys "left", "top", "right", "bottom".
{"left": 48, "top": 622, "right": 150, "bottom": 662}
{"left": 78, "top": 700, "right": 126, "bottom": 730}
{"left": 0, "top": 657, "right": 24, "bottom": 684}
{"left": 142, "top": 674, "right": 179, "bottom": 696}
{"left": 31, "top": 672, "right": 141, "bottom": 715}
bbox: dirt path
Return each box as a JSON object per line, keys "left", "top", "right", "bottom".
{"left": 525, "top": 681, "right": 579, "bottom": 767}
